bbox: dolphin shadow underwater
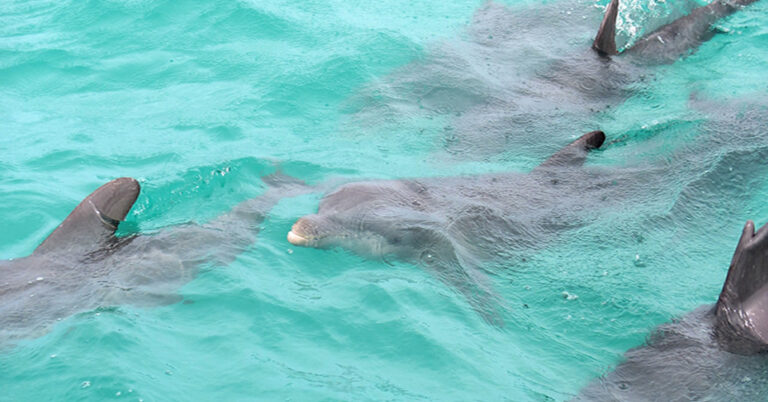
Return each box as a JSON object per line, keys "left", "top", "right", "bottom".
{"left": 345, "top": 0, "right": 761, "bottom": 159}
{"left": 287, "top": 130, "right": 614, "bottom": 325}
{"left": 0, "top": 173, "right": 308, "bottom": 343}
{"left": 576, "top": 220, "right": 768, "bottom": 400}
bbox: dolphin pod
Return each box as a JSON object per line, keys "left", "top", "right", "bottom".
{"left": 573, "top": 0, "right": 768, "bottom": 398}
{"left": 1, "top": 0, "right": 765, "bottom": 399}
{"left": 286, "top": 0, "right": 768, "bottom": 396}
{"left": 0, "top": 173, "right": 308, "bottom": 342}
{"left": 346, "top": 0, "right": 761, "bottom": 162}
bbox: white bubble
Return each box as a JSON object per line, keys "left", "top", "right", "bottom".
{"left": 562, "top": 291, "right": 579, "bottom": 300}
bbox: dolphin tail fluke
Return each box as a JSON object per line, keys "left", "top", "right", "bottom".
{"left": 34, "top": 178, "right": 140, "bottom": 255}
{"left": 593, "top": 0, "right": 620, "bottom": 56}
{"left": 536, "top": 130, "right": 606, "bottom": 170}
{"left": 714, "top": 220, "right": 768, "bottom": 354}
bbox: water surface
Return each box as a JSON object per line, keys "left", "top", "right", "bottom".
{"left": 1, "top": 0, "right": 768, "bottom": 400}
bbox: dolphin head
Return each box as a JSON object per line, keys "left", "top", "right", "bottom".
{"left": 287, "top": 214, "right": 347, "bottom": 249}
{"left": 287, "top": 181, "right": 446, "bottom": 259}
{"left": 288, "top": 211, "right": 426, "bottom": 257}
{"left": 289, "top": 181, "right": 393, "bottom": 253}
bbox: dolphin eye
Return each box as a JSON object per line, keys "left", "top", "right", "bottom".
{"left": 420, "top": 249, "right": 436, "bottom": 265}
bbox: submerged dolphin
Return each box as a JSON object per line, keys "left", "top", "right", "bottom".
{"left": 346, "top": 0, "right": 760, "bottom": 160}
{"left": 0, "top": 174, "right": 306, "bottom": 342}
{"left": 593, "top": 0, "right": 760, "bottom": 62}
{"left": 287, "top": 130, "right": 607, "bottom": 324}
{"left": 577, "top": 219, "right": 768, "bottom": 400}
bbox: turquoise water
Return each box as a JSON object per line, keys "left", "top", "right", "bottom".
{"left": 1, "top": 0, "right": 768, "bottom": 400}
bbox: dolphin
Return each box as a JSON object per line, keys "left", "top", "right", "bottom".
{"left": 593, "top": 0, "right": 761, "bottom": 63}
{"left": 0, "top": 173, "right": 307, "bottom": 342}
{"left": 576, "top": 219, "right": 768, "bottom": 400}
{"left": 346, "top": 0, "right": 760, "bottom": 160}
{"left": 287, "top": 130, "right": 607, "bottom": 324}
{"left": 548, "top": 0, "right": 762, "bottom": 100}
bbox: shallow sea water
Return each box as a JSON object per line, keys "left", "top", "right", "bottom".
{"left": 1, "top": 0, "right": 768, "bottom": 400}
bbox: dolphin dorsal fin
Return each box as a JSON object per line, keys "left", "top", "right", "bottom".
{"left": 593, "top": 0, "right": 620, "bottom": 55}
{"left": 536, "top": 130, "right": 606, "bottom": 170}
{"left": 34, "top": 178, "right": 140, "bottom": 256}
{"left": 715, "top": 220, "right": 768, "bottom": 354}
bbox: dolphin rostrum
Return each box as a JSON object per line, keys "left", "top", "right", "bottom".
{"left": 577, "top": 219, "right": 768, "bottom": 400}
{"left": 593, "top": 0, "right": 760, "bottom": 62}
{"left": 0, "top": 173, "right": 307, "bottom": 342}
{"left": 287, "top": 131, "right": 607, "bottom": 325}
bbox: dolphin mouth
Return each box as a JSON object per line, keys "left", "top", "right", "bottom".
{"left": 287, "top": 230, "right": 313, "bottom": 247}
{"left": 287, "top": 216, "right": 327, "bottom": 247}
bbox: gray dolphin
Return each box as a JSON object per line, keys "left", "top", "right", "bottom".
{"left": 593, "top": 0, "right": 760, "bottom": 62}
{"left": 347, "top": 0, "right": 760, "bottom": 161}
{"left": 577, "top": 219, "right": 768, "bottom": 400}
{"left": 0, "top": 173, "right": 307, "bottom": 342}
{"left": 287, "top": 130, "right": 607, "bottom": 324}
{"left": 555, "top": 0, "right": 761, "bottom": 96}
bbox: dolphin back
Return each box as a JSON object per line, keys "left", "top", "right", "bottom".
{"left": 34, "top": 178, "right": 140, "bottom": 256}
{"left": 575, "top": 221, "right": 768, "bottom": 399}
{"left": 593, "top": 0, "right": 760, "bottom": 62}
{"left": 535, "top": 130, "right": 605, "bottom": 170}
{"left": 714, "top": 220, "right": 768, "bottom": 354}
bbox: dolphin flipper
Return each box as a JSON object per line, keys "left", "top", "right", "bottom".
{"left": 423, "top": 258, "right": 505, "bottom": 327}
{"left": 536, "top": 130, "right": 606, "bottom": 170}
{"left": 715, "top": 220, "right": 768, "bottom": 354}
{"left": 593, "top": 0, "right": 620, "bottom": 55}
{"left": 455, "top": 264, "right": 506, "bottom": 327}
{"left": 414, "top": 229, "right": 506, "bottom": 326}
{"left": 35, "top": 178, "right": 140, "bottom": 256}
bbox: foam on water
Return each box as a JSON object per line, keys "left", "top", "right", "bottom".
{"left": 1, "top": 0, "right": 768, "bottom": 400}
